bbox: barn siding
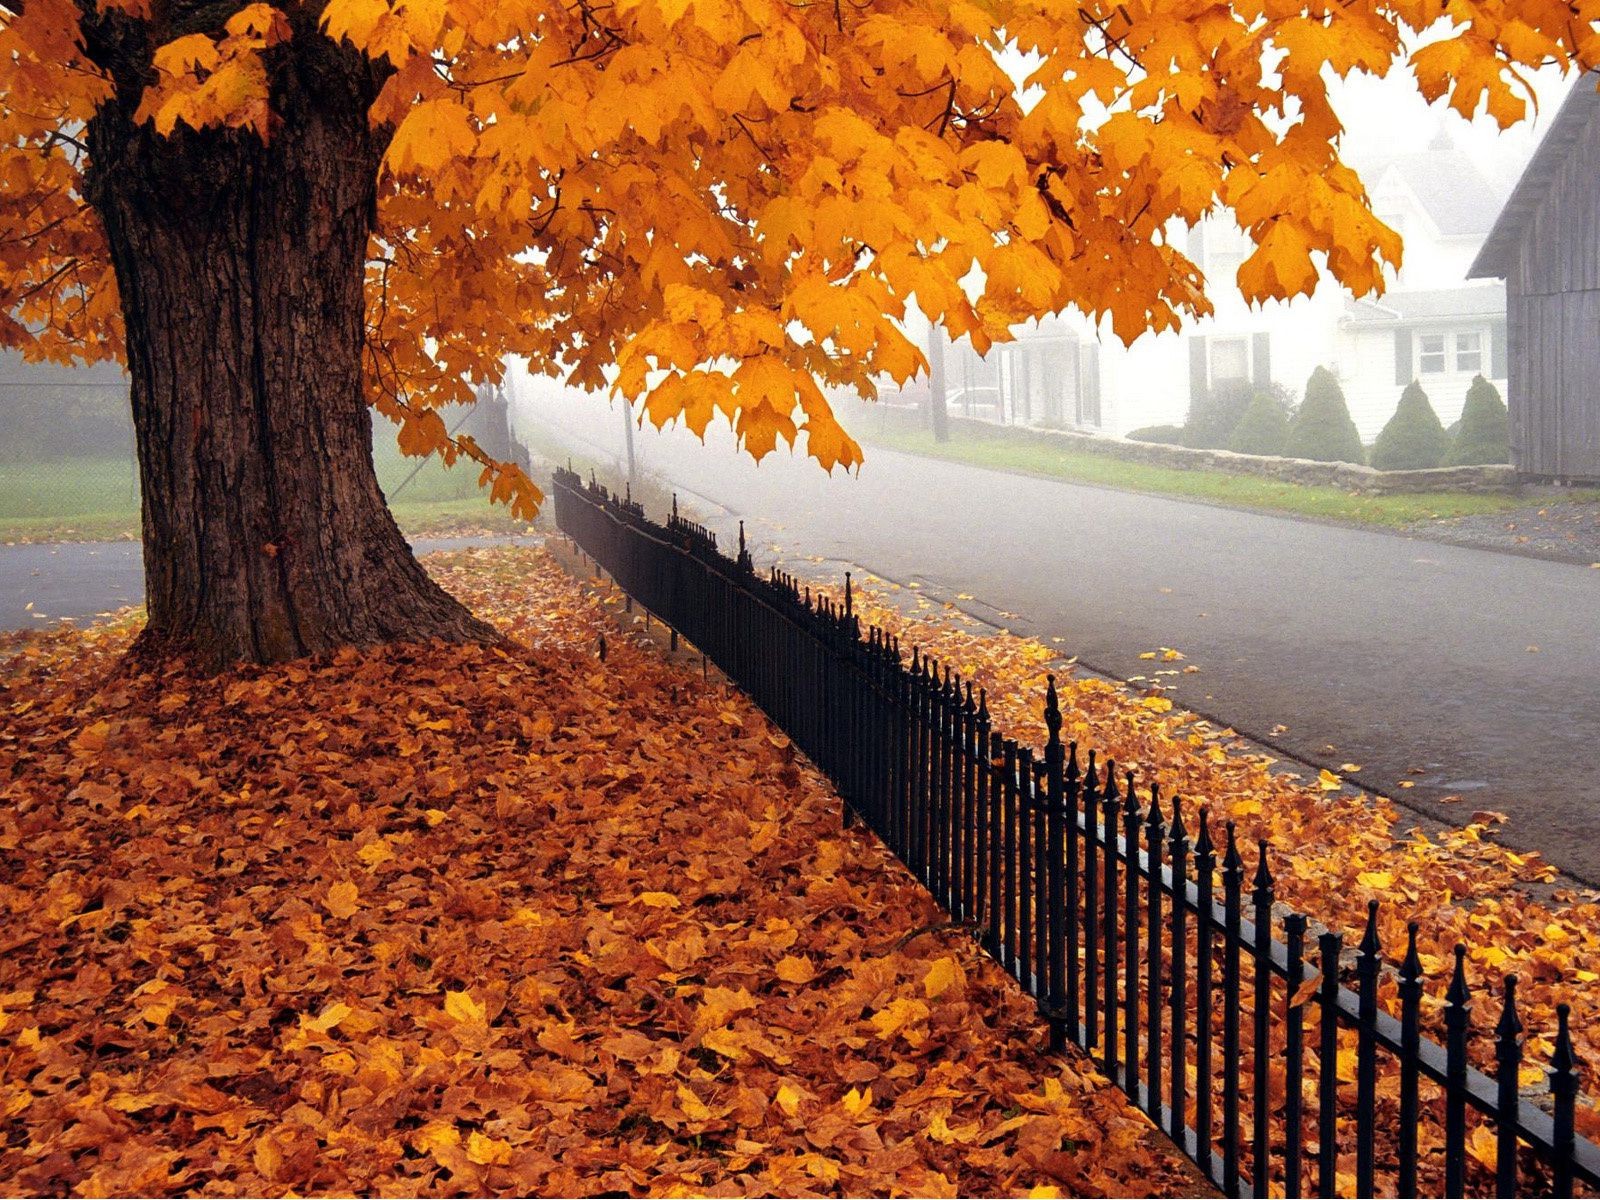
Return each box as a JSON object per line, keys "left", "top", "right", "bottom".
{"left": 1502, "top": 97, "right": 1600, "bottom": 480}
{"left": 1511, "top": 114, "right": 1600, "bottom": 299}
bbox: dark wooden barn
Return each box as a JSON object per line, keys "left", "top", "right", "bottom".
{"left": 1470, "top": 74, "right": 1600, "bottom": 481}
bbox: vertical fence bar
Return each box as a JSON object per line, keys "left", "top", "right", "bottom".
{"left": 1251, "top": 842, "right": 1274, "bottom": 1199}
{"left": 1103, "top": 767, "right": 1121, "bottom": 1088}
{"left": 1445, "top": 944, "right": 1471, "bottom": 1199}
{"left": 1317, "top": 931, "right": 1342, "bottom": 1199}
{"left": 1042, "top": 680, "right": 1069, "bottom": 1051}
{"left": 1284, "top": 913, "right": 1307, "bottom": 1200}
{"left": 1193, "top": 809, "right": 1216, "bottom": 1182}
{"left": 1145, "top": 785, "right": 1165, "bottom": 1119}
{"left": 1064, "top": 733, "right": 1081, "bottom": 1040}
{"left": 1495, "top": 975, "right": 1523, "bottom": 1199}
{"left": 987, "top": 730, "right": 1004, "bottom": 960}
{"left": 1355, "top": 901, "right": 1381, "bottom": 1199}
{"left": 1084, "top": 752, "right": 1100, "bottom": 1051}
{"left": 1018, "top": 745, "right": 1037, "bottom": 997}
{"left": 1122, "top": 774, "right": 1140, "bottom": 1093}
{"left": 1168, "top": 797, "right": 1189, "bottom": 1147}
{"left": 1003, "top": 738, "right": 1020, "bottom": 977}
{"left": 1399, "top": 922, "right": 1423, "bottom": 1200}
{"left": 1552, "top": 1004, "right": 1579, "bottom": 1198}
{"left": 1221, "top": 823, "right": 1244, "bottom": 1198}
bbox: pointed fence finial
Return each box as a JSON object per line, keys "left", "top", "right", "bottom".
{"left": 1222, "top": 819, "right": 1243, "bottom": 873}
{"left": 1066, "top": 740, "right": 1080, "bottom": 783}
{"left": 844, "top": 571, "right": 853, "bottom": 616}
{"left": 1145, "top": 781, "right": 1163, "bottom": 828}
{"left": 977, "top": 687, "right": 989, "bottom": 723}
{"left": 1402, "top": 921, "right": 1422, "bottom": 982}
{"left": 1083, "top": 748, "right": 1098, "bottom": 794}
{"left": 1044, "top": 674, "right": 1062, "bottom": 748}
{"left": 1252, "top": 839, "right": 1274, "bottom": 895}
{"left": 1102, "top": 760, "right": 1119, "bottom": 804}
{"left": 1194, "top": 804, "right": 1214, "bottom": 858}
{"left": 1359, "top": 899, "right": 1381, "bottom": 957}
{"left": 1168, "top": 792, "right": 1185, "bottom": 842}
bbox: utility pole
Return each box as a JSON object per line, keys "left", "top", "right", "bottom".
{"left": 620, "top": 398, "right": 638, "bottom": 493}
{"left": 927, "top": 326, "right": 950, "bottom": 443}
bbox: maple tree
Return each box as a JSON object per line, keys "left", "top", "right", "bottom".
{"left": 2, "top": 0, "right": 1597, "bottom": 667}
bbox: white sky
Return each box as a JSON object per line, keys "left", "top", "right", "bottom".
{"left": 1332, "top": 62, "right": 1579, "bottom": 194}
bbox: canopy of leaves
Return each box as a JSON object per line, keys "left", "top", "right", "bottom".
{"left": 1226, "top": 390, "right": 1292, "bottom": 457}
{"left": 3, "top": 0, "right": 1595, "bottom": 513}
{"left": 0, "top": 547, "right": 1198, "bottom": 1197}
{"left": 1448, "top": 375, "right": 1512, "bottom": 466}
{"left": 1371, "top": 380, "right": 1449, "bottom": 471}
{"left": 1286, "top": 366, "right": 1365, "bottom": 465}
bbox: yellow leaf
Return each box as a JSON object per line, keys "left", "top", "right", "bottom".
{"left": 413, "top": 1121, "right": 461, "bottom": 1157}
{"left": 444, "top": 989, "right": 487, "bottom": 1026}
{"left": 701, "top": 1026, "right": 746, "bottom": 1060}
{"left": 1317, "top": 769, "right": 1342, "bottom": 792}
{"left": 1356, "top": 870, "right": 1394, "bottom": 890}
{"left": 466, "top": 1131, "right": 512, "bottom": 1166}
{"left": 324, "top": 880, "right": 360, "bottom": 919}
{"left": 775, "top": 1083, "right": 802, "bottom": 1117}
{"left": 677, "top": 1084, "right": 712, "bottom": 1122}
{"left": 774, "top": 955, "right": 817, "bottom": 984}
{"left": 869, "top": 997, "right": 929, "bottom": 1041}
{"left": 841, "top": 1085, "right": 873, "bottom": 1116}
{"left": 923, "top": 956, "right": 965, "bottom": 999}
{"left": 636, "top": 891, "right": 680, "bottom": 909}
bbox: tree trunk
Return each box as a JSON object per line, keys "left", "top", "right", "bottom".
{"left": 84, "top": 38, "right": 495, "bottom": 672}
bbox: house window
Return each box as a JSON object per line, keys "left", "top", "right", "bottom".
{"left": 1455, "top": 331, "right": 1483, "bottom": 374}
{"left": 1210, "top": 337, "right": 1250, "bottom": 383}
{"left": 1418, "top": 333, "right": 1447, "bottom": 375}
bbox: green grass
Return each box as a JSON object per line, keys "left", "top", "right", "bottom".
{"left": 865, "top": 424, "right": 1600, "bottom": 527}
{"left": 0, "top": 437, "right": 529, "bottom": 543}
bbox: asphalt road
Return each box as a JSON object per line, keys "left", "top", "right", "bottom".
{"left": 0, "top": 536, "right": 539, "bottom": 631}
{"left": 6, "top": 435, "right": 1599, "bottom": 882}
{"left": 598, "top": 430, "right": 1600, "bottom": 884}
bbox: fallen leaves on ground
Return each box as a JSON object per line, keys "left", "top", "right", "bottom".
{"left": 0, "top": 546, "right": 1198, "bottom": 1197}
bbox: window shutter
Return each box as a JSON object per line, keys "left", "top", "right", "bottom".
{"left": 1394, "top": 329, "right": 1413, "bottom": 386}
{"left": 1189, "top": 336, "right": 1208, "bottom": 402}
{"left": 1491, "top": 319, "right": 1508, "bottom": 379}
{"left": 1080, "top": 341, "right": 1102, "bottom": 426}
{"left": 1251, "top": 332, "right": 1271, "bottom": 388}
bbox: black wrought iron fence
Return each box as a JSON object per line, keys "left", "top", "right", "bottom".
{"left": 551, "top": 466, "right": 1597, "bottom": 1199}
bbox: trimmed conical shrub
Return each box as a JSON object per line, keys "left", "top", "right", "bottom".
{"left": 1447, "top": 375, "right": 1511, "bottom": 465}
{"left": 1185, "top": 377, "right": 1254, "bottom": 450}
{"left": 1227, "top": 391, "right": 1291, "bottom": 457}
{"left": 1371, "top": 381, "right": 1449, "bottom": 470}
{"left": 1286, "top": 366, "right": 1365, "bottom": 465}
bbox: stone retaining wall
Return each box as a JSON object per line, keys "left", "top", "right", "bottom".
{"left": 940, "top": 416, "right": 1519, "bottom": 495}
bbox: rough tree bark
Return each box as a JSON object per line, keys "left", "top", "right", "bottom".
{"left": 83, "top": 32, "right": 495, "bottom": 672}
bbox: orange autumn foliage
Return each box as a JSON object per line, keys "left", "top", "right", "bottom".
{"left": 5, "top": 0, "right": 1600, "bottom": 515}
{"left": 0, "top": 548, "right": 1200, "bottom": 1197}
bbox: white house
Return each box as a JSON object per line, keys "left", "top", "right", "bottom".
{"left": 934, "top": 130, "right": 1510, "bottom": 441}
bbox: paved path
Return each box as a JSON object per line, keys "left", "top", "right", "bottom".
{"left": 0, "top": 536, "right": 541, "bottom": 631}
{"left": 585, "top": 425, "right": 1600, "bottom": 883}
